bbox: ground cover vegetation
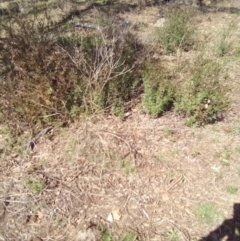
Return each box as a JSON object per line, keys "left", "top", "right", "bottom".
{"left": 0, "top": 3, "right": 229, "bottom": 135}
{"left": 0, "top": 0, "right": 240, "bottom": 240}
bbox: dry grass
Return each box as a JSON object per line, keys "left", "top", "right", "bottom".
{"left": 1, "top": 0, "right": 240, "bottom": 241}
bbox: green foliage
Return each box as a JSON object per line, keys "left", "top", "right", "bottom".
{"left": 226, "top": 185, "right": 238, "bottom": 194}
{"left": 0, "top": 12, "right": 139, "bottom": 135}
{"left": 142, "top": 62, "right": 174, "bottom": 117}
{"left": 121, "top": 159, "right": 135, "bottom": 175}
{"left": 174, "top": 56, "right": 228, "bottom": 126}
{"left": 166, "top": 229, "right": 179, "bottom": 241}
{"left": 235, "top": 146, "right": 240, "bottom": 153}
{"left": 196, "top": 203, "right": 223, "bottom": 224}
{"left": 122, "top": 231, "right": 137, "bottom": 241}
{"left": 156, "top": 8, "right": 194, "bottom": 54}
{"left": 102, "top": 229, "right": 112, "bottom": 241}
{"left": 233, "top": 127, "right": 240, "bottom": 136}
{"left": 24, "top": 178, "right": 45, "bottom": 194}
{"left": 0, "top": 14, "right": 78, "bottom": 133}
{"left": 163, "top": 128, "right": 174, "bottom": 137}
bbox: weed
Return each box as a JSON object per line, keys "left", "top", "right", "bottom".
{"left": 226, "top": 185, "right": 238, "bottom": 194}
{"left": 24, "top": 178, "right": 45, "bottom": 194}
{"left": 168, "top": 170, "right": 176, "bottom": 177}
{"left": 121, "top": 159, "right": 135, "bottom": 175}
{"left": 155, "top": 153, "right": 165, "bottom": 162}
{"left": 102, "top": 229, "right": 112, "bottom": 241}
{"left": 235, "top": 146, "right": 240, "bottom": 153}
{"left": 234, "top": 46, "right": 240, "bottom": 59}
{"left": 156, "top": 8, "right": 194, "bottom": 54}
{"left": 122, "top": 231, "right": 137, "bottom": 241}
{"left": 196, "top": 203, "right": 223, "bottom": 224}
{"left": 233, "top": 127, "right": 240, "bottom": 136}
{"left": 175, "top": 55, "right": 228, "bottom": 126}
{"left": 223, "top": 149, "right": 231, "bottom": 160}
{"left": 170, "top": 148, "right": 180, "bottom": 156}
{"left": 220, "top": 159, "right": 230, "bottom": 166}
{"left": 55, "top": 219, "right": 62, "bottom": 227}
{"left": 164, "top": 128, "right": 175, "bottom": 137}
{"left": 166, "top": 228, "right": 179, "bottom": 241}
{"left": 215, "top": 172, "right": 223, "bottom": 180}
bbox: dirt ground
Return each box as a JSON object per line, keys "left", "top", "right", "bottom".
{"left": 1, "top": 0, "right": 240, "bottom": 240}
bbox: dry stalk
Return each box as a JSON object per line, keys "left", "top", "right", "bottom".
{"left": 58, "top": 20, "right": 131, "bottom": 112}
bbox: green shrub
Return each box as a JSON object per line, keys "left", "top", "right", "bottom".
{"left": 142, "top": 62, "right": 175, "bottom": 117}
{"left": 0, "top": 15, "right": 78, "bottom": 133}
{"left": 0, "top": 13, "right": 140, "bottom": 134}
{"left": 156, "top": 8, "right": 194, "bottom": 54}
{"left": 174, "top": 56, "right": 228, "bottom": 126}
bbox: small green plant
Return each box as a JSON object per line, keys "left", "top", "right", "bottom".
{"left": 24, "top": 178, "right": 45, "bottom": 194}
{"left": 223, "top": 148, "right": 231, "bottom": 160}
{"left": 156, "top": 8, "right": 194, "bottom": 54}
{"left": 142, "top": 62, "right": 175, "bottom": 117}
{"left": 234, "top": 46, "right": 240, "bottom": 59}
{"left": 155, "top": 153, "right": 165, "bottom": 162}
{"left": 166, "top": 229, "right": 179, "bottom": 241}
{"left": 121, "top": 159, "right": 135, "bottom": 175}
{"left": 226, "top": 185, "right": 238, "bottom": 194}
{"left": 168, "top": 170, "right": 176, "bottom": 177}
{"left": 196, "top": 203, "right": 223, "bottom": 224}
{"left": 170, "top": 148, "right": 180, "bottom": 156}
{"left": 175, "top": 56, "right": 228, "bottom": 126}
{"left": 215, "top": 172, "right": 223, "bottom": 180}
{"left": 235, "top": 146, "right": 240, "bottom": 153}
{"left": 122, "top": 231, "right": 137, "bottom": 241}
{"left": 233, "top": 127, "right": 240, "bottom": 136}
{"left": 164, "top": 128, "right": 175, "bottom": 137}
{"left": 220, "top": 159, "right": 230, "bottom": 166}
{"left": 102, "top": 229, "right": 112, "bottom": 241}
{"left": 55, "top": 219, "right": 62, "bottom": 227}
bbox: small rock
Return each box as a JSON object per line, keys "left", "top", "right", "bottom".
{"left": 106, "top": 213, "right": 113, "bottom": 223}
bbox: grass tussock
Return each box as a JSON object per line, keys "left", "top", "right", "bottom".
{"left": 174, "top": 55, "right": 229, "bottom": 126}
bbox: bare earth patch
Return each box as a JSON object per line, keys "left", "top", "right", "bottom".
{"left": 1, "top": 1, "right": 240, "bottom": 241}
